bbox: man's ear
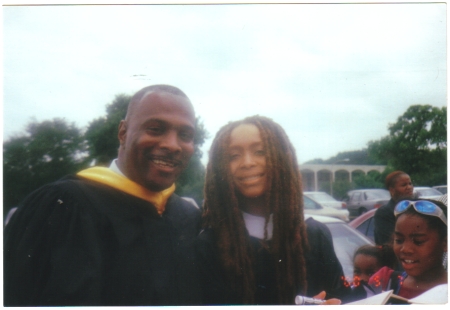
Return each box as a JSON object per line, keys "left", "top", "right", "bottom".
{"left": 118, "top": 120, "right": 127, "bottom": 146}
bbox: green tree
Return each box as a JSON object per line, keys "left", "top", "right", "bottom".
{"left": 368, "top": 104, "right": 447, "bottom": 186}
{"left": 352, "top": 171, "right": 384, "bottom": 189}
{"left": 3, "top": 118, "right": 88, "bottom": 216}
{"left": 85, "top": 94, "right": 130, "bottom": 166}
{"left": 174, "top": 118, "right": 208, "bottom": 205}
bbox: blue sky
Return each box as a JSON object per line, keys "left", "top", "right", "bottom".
{"left": 2, "top": 2, "right": 446, "bottom": 165}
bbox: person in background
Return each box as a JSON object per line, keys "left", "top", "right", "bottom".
{"left": 4, "top": 85, "right": 202, "bottom": 306}
{"left": 374, "top": 171, "right": 414, "bottom": 246}
{"left": 345, "top": 244, "right": 397, "bottom": 302}
{"left": 195, "top": 115, "right": 348, "bottom": 305}
{"left": 369, "top": 199, "right": 447, "bottom": 299}
{"left": 353, "top": 244, "right": 397, "bottom": 284}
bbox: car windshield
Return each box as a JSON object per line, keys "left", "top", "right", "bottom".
{"left": 303, "top": 196, "right": 319, "bottom": 210}
{"left": 306, "top": 192, "right": 337, "bottom": 202}
{"left": 365, "top": 190, "right": 390, "bottom": 200}
{"left": 325, "top": 222, "right": 373, "bottom": 281}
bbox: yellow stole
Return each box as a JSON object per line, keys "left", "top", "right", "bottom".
{"left": 77, "top": 167, "right": 175, "bottom": 215}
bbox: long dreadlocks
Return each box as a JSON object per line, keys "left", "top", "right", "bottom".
{"left": 202, "top": 115, "right": 309, "bottom": 304}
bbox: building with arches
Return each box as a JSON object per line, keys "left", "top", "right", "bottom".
{"left": 300, "top": 164, "right": 386, "bottom": 193}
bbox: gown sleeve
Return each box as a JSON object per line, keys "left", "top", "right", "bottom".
{"left": 4, "top": 180, "right": 107, "bottom": 306}
{"left": 304, "top": 218, "right": 351, "bottom": 300}
{"left": 194, "top": 229, "right": 239, "bottom": 305}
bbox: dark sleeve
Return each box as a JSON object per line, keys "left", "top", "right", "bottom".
{"left": 194, "top": 229, "right": 238, "bottom": 305}
{"left": 374, "top": 201, "right": 395, "bottom": 245}
{"left": 304, "top": 218, "right": 351, "bottom": 300}
{"left": 3, "top": 181, "right": 106, "bottom": 306}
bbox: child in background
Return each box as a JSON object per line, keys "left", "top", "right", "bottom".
{"left": 353, "top": 244, "right": 397, "bottom": 285}
{"left": 368, "top": 199, "right": 447, "bottom": 299}
{"left": 346, "top": 244, "right": 397, "bottom": 302}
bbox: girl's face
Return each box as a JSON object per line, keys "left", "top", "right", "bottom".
{"left": 389, "top": 174, "right": 414, "bottom": 201}
{"left": 393, "top": 213, "right": 447, "bottom": 279}
{"left": 353, "top": 254, "right": 381, "bottom": 283}
{"left": 228, "top": 124, "right": 269, "bottom": 199}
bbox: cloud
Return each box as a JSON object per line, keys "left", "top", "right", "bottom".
{"left": 3, "top": 3, "right": 446, "bottom": 165}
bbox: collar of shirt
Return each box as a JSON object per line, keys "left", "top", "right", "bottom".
{"left": 109, "top": 159, "right": 125, "bottom": 176}
{"left": 77, "top": 162, "right": 175, "bottom": 215}
{"left": 241, "top": 211, "right": 273, "bottom": 240}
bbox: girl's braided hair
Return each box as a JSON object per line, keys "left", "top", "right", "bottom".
{"left": 202, "top": 115, "right": 309, "bottom": 304}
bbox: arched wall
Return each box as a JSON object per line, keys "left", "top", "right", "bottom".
{"left": 300, "top": 164, "right": 386, "bottom": 192}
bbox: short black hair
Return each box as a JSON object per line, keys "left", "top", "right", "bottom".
{"left": 353, "top": 244, "right": 397, "bottom": 269}
{"left": 125, "top": 84, "right": 191, "bottom": 121}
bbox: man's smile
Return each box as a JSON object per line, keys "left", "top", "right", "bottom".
{"left": 147, "top": 155, "right": 183, "bottom": 169}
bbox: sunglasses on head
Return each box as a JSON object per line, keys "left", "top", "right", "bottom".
{"left": 394, "top": 200, "right": 447, "bottom": 225}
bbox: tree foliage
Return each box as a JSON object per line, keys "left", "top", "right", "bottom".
{"left": 85, "top": 94, "right": 130, "bottom": 166}
{"left": 3, "top": 118, "right": 88, "bottom": 215}
{"left": 368, "top": 104, "right": 447, "bottom": 186}
{"left": 352, "top": 171, "right": 384, "bottom": 189}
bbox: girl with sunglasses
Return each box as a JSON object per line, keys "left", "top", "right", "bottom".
{"left": 368, "top": 199, "right": 447, "bottom": 299}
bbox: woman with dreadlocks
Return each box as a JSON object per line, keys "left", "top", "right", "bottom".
{"left": 195, "top": 115, "right": 350, "bottom": 305}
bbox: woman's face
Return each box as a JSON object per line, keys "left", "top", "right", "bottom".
{"left": 389, "top": 174, "right": 414, "bottom": 201}
{"left": 228, "top": 124, "right": 269, "bottom": 199}
{"left": 393, "top": 213, "right": 447, "bottom": 279}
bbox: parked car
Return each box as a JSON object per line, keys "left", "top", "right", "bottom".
{"left": 304, "top": 195, "right": 350, "bottom": 222}
{"left": 307, "top": 214, "right": 374, "bottom": 281}
{"left": 304, "top": 191, "right": 347, "bottom": 209}
{"left": 348, "top": 208, "right": 376, "bottom": 241}
{"left": 414, "top": 186, "right": 444, "bottom": 199}
{"left": 433, "top": 185, "right": 447, "bottom": 195}
{"left": 344, "top": 189, "right": 390, "bottom": 218}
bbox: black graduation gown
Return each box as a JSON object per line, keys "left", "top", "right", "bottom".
{"left": 195, "top": 217, "right": 350, "bottom": 305}
{"left": 4, "top": 175, "right": 202, "bottom": 306}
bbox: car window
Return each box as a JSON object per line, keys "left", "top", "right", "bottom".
{"left": 355, "top": 217, "right": 375, "bottom": 241}
{"left": 303, "top": 196, "right": 318, "bottom": 210}
{"left": 416, "top": 188, "right": 442, "bottom": 196}
{"left": 365, "top": 190, "right": 390, "bottom": 200}
{"left": 435, "top": 187, "right": 447, "bottom": 194}
{"left": 307, "top": 192, "right": 337, "bottom": 202}
{"left": 350, "top": 192, "right": 361, "bottom": 203}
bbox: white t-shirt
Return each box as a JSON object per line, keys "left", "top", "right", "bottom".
{"left": 241, "top": 211, "right": 273, "bottom": 240}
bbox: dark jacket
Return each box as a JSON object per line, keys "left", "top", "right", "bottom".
{"left": 195, "top": 217, "right": 350, "bottom": 305}
{"left": 374, "top": 198, "right": 396, "bottom": 245}
{"left": 4, "top": 175, "right": 202, "bottom": 306}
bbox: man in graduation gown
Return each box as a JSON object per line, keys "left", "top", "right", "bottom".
{"left": 4, "top": 85, "right": 202, "bottom": 306}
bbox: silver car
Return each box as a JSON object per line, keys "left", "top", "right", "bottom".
{"left": 303, "top": 195, "right": 350, "bottom": 222}
{"left": 414, "top": 187, "right": 444, "bottom": 200}
{"left": 304, "top": 191, "right": 347, "bottom": 209}
{"left": 345, "top": 189, "right": 390, "bottom": 218}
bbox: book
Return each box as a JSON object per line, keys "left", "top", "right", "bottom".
{"left": 346, "top": 284, "right": 448, "bottom": 305}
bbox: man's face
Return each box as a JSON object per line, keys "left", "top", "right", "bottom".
{"left": 118, "top": 91, "right": 195, "bottom": 191}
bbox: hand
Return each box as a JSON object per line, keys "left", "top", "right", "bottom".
{"left": 313, "top": 291, "right": 341, "bottom": 305}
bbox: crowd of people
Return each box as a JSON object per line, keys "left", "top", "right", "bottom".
{"left": 3, "top": 84, "right": 447, "bottom": 306}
